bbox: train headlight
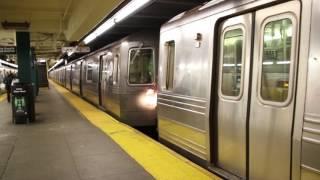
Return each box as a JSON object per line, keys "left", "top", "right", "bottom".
{"left": 139, "top": 89, "right": 157, "bottom": 109}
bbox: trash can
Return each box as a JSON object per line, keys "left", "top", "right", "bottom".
{"left": 11, "top": 83, "right": 29, "bottom": 124}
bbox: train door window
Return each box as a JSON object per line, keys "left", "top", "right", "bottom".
{"left": 165, "top": 41, "right": 175, "bottom": 90}
{"left": 106, "top": 57, "right": 114, "bottom": 85}
{"left": 259, "top": 17, "right": 295, "bottom": 104}
{"left": 220, "top": 27, "right": 244, "bottom": 98}
{"left": 72, "top": 64, "right": 76, "bottom": 80}
{"left": 102, "top": 55, "right": 114, "bottom": 86}
{"left": 113, "top": 54, "right": 120, "bottom": 85}
{"left": 92, "top": 66, "right": 98, "bottom": 83}
{"left": 86, "top": 63, "right": 93, "bottom": 82}
{"left": 128, "top": 48, "right": 154, "bottom": 84}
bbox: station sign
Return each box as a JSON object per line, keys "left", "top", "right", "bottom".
{"left": 62, "top": 46, "right": 90, "bottom": 54}
{"left": 0, "top": 46, "right": 16, "bottom": 54}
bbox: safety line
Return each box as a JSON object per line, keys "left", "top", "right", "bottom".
{"left": 0, "top": 94, "right": 6, "bottom": 102}
{"left": 50, "top": 80, "right": 220, "bottom": 180}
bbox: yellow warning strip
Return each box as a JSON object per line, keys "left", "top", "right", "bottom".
{"left": 50, "top": 80, "right": 220, "bottom": 180}
{"left": 0, "top": 94, "right": 6, "bottom": 102}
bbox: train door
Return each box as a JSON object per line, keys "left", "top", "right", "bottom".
{"left": 99, "top": 56, "right": 103, "bottom": 106}
{"left": 70, "top": 65, "right": 73, "bottom": 90}
{"left": 80, "top": 60, "right": 83, "bottom": 96}
{"left": 215, "top": 1, "right": 300, "bottom": 179}
{"left": 250, "top": 2, "right": 300, "bottom": 179}
{"left": 100, "top": 53, "right": 114, "bottom": 109}
{"left": 216, "top": 13, "right": 252, "bottom": 178}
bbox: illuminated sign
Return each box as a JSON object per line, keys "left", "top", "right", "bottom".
{"left": 0, "top": 46, "right": 16, "bottom": 54}
{"left": 62, "top": 46, "right": 90, "bottom": 56}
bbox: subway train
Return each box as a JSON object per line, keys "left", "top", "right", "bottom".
{"left": 49, "top": 0, "right": 320, "bottom": 179}
{"left": 50, "top": 31, "right": 158, "bottom": 127}
{"left": 0, "top": 59, "right": 18, "bottom": 93}
{"left": 157, "top": 0, "right": 319, "bottom": 180}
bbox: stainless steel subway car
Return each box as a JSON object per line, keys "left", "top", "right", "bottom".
{"left": 0, "top": 62, "right": 18, "bottom": 83}
{"left": 158, "top": 0, "right": 319, "bottom": 179}
{"left": 0, "top": 60, "right": 18, "bottom": 93}
{"left": 50, "top": 31, "right": 158, "bottom": 126}
{"left": 51, "top": 67, "right": 66, "bottom": 86}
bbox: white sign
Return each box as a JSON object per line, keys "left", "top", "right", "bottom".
{"left": 62, "top": 46, "right": 90, "bottom": 54}
{"left": 0, "top": 46, "right": 16, "bottom": 54}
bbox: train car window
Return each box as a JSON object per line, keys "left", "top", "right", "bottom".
{"left": 128, "top": 48, "right": 154, "bottom": 84}
{"left": 165, "top": 41, "right": 175, "bottom": 90}
{"left": 220, "top": 28, "right": 244, "bottom": 97}
{"left": 260, "top": 18, "right": 293, "bottom": 103}
{"left": 86, "top": 64, "right": 93, "bottom": 82}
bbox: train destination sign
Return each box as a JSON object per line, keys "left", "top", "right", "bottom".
{"left": 0, "top": 46, "right": 16, "bottom": 54}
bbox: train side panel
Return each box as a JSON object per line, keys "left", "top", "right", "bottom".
{"left": 59, "top": 67, "right": 66, "bottom": 86}
{"left": 158, "top": 0, "right": 318, "bottom": 180}
{"left": 301, "top": 0, "right": 320, "bottom": 179}
{"left": 66, "top": 65, "right": 72, "bottom": 90}
{"left": 158, "top": 17, "right": 212, "bottom": 160}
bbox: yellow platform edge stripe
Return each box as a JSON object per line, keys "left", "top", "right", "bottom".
{"left": 50, "top": 80, "right": 220, "bottom": 180}
{"left": 0, "top": 94, "right": 6, "bottom": 102}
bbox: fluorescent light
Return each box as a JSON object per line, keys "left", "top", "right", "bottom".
{"left": 95, "top": 20, "right": 115, "bottom": 36}
{"left": 83, "top": 0, "right": 151, "bottom": 44}
{"left": 114, "top": 0, "right": 151, "bottom": 23}
{"left": 263, "top": 61, "right": 273, "bottom": 65}
{"left": 39, "top": 59, "right": 46, "bottom": 63}
{"left": 223, "top": 63, "right": 235, "bottom": 67}
{"left": 277, "top": 61, "right": 290, "bottom": 65}
{"left": 84, "top": 33, "right": 97, "bottom": 44}
{"left": 48, "top": 59, "right": 64, "bottom": 72}
{"left": 222, "top": 63, "right": 242, "bottom": 67}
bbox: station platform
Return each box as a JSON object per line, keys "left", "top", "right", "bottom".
{"left": 0, "top": 82, "right": 219, "bottom": 180}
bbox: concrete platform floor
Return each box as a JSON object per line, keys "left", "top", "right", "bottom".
{"left": 0, "top": 88, "right": 154, "bottom": 180}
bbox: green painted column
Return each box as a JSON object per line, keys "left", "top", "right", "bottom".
{"left": 30, "top": 48, "right": 39, "bottom": 96}
{"left": 16, "top": 32, "right": 32, "bottom": 83}
{"left": 16, "top": 32, "right": 36, "bottom": 122}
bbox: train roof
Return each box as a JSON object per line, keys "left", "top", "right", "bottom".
{"left": 66, "top": 30, "right": 159, "bottom": 66}
{"left": 161, "top": 0, "right": 281, "bottom": 32}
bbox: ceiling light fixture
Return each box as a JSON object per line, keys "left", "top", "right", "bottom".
{"left": 48, "top": 59, "right": 64, "bottom": 72}
{"left": 38, "top": 58, "right": 47, "bottom": 63}
{"left": 83, "top": 0, "right": 151, "bottom": 44}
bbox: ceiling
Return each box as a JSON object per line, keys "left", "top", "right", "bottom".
{"left": 0, "top": 0, "right": 208, "bottom": 66}
{"left": 0, "top": 0, "right": 123, "bottom": 62}
{"left": 75, "top": 0, "right": 208, "bottom": 59}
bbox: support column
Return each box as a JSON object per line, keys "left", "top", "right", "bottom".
{"left": 31, "top": 48, "right": 39, "bottom": 95}
{"left": 16, "top": 31, "right": 36, "bottom": 122}
{"left": 16, "top": 32, "right": 32, "bottom": 83}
